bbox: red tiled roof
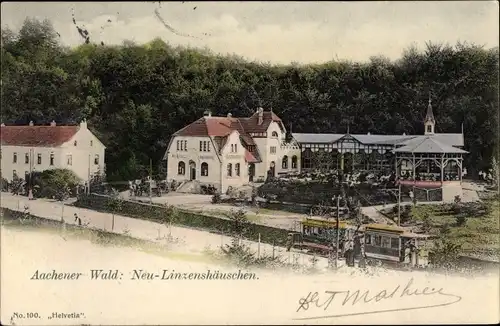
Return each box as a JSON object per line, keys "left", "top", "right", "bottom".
{"left": 173, "top": 110, "right": 281, "bottom": 164}
{"left": 244, "top": 150, "right": 259, "bottom": 163}
{"left": 1, "top": 125, "right": 79, "bottom": 147}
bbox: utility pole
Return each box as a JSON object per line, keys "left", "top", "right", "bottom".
{"left": 334, "top": 195, "right": 341, "bottom": 269}
{"left": 149, "top": 159, "right": 153, "bottom": 204}
{"left": 398, "top": 182, "right": 401, "bottom": 226}
{"left": 384, "top": 185, "right": 402, "bottom": 226}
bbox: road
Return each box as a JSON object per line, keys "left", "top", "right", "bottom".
{"left": 1, "top": 192, "right": 338, "bottom": 269}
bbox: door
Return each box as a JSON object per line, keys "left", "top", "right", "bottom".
{"left": 248, "top": 163, "right": 255, "bottom": 182}
{"left": 189, "top": 161, "right": 196, "bottom": 180}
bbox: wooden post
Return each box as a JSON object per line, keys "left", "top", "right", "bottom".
{"left": 335, "top": 195, "right": 340, "bottom": 269}
{"left": 440, "top": 155, "right": 444, "bottom": 184}
{"left": 398, "top": 183, "right": 401, "bottom": 226}
{"left": 258, "top": 233, "right": 261, "bottom": 258}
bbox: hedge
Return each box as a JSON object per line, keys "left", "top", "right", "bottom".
{"left": 74, "top": 194, "right": 290, "bottom": 246}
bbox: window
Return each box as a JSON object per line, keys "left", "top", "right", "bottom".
{"left": 200, "top": 141, "right": 203, "bottom": 151}
{"left": 177, "top": 140, "right": 180, "bottom": 151}
{"left": 381, "top": 236, "right": 391, "bottom": 248}
{"left": 13, "top": 152, "right": 17, "bottom": 163}
{"left": 94, "top": 154, "right": 99, "bottom": 165}
{"left": 183, "top": 140, "right": 187, "bottom": 151}
{"left": 270, "top": 146, "right": 276, "bottom": 154}
{"left": 235, "top": 163, "right": 240, "bottom": 176}
{"left": 235, "top": 144, "right": 237, "bottom": 152}
{"left": 227, "top": 163, "right": 232, "bottom": 176}
{"left": 13, "top": 170, "right": 17, "bottom": 179}
{"left": 365, "top": 234, "right": 372, "bottom": 245}
{"left": 178, "top": 161, "right": 186, "bottom": 175}
{"left": 374, "top": 235, "right": 381, "bottom": 246}
{"left": 203, "top": 141, "right": 207, "bottom": 152}
{"left": 282, "top": 155, "right": 288, "bottom": 169}
{"left": 90, "top": 140, "right": 93, "bottom": 146}
{"left": 426, "top": 125, "right": 432, "bottom": 133}
{"left": 201, "top": 162, "right": 209, "bottom": 176}
{"left": 207, "top": 142, "right": 210, "bottom": 152}
{"left": 292, "top": 155, "right": 298, "bottom": 169}
{"left": 248, "top": 146, "right": 254, "bottom": 152}
{"left": 50, "top": 153, "right": 54, "bottom": 166}
{"left": 231, "top": 144, "right": 234, "bottom": 152}
{"left": 74, "top": 140, "right": 78, "bottom": 146}
{"left": 25, "top": 153, "right": 29, "bottom": 164}
{"left": 67, "top": 154, "right": 73, "bottom": 166}
{"left": 391, "top": 237, "right": 400, "bottom": 249}
{"left": 271, "top": 131, "right": 278, "bottom": 137}
{"left": 37, "top": 153, "right": 42, "bottom": 165}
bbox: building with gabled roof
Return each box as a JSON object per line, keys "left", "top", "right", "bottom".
{"left": 1, "top": 120, "right": 106, "bottom": 184}
{"left": 163, "top": 108, "right": 301, "bottom": 192}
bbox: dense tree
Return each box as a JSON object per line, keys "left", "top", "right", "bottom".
{"left": 1, "top": 18, "right": 498, "bottom": 181}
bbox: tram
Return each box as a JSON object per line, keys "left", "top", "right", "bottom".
{"left": 362, "top": 223, "right": 430, "bottom": 267}
{"left": 286, "top": 217, "right": 354, "bottom": 257}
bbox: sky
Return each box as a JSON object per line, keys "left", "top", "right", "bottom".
{"left": 1, "top": 1, "right": 499, "bottom": 64}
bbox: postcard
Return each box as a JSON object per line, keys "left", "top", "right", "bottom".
{"left": 1, "top": 1, "right": 499, "bottom": 325}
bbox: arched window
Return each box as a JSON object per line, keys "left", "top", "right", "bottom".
{"left": 272, "top": 131, "right": 278, "bottom": 138}
{"left": 178, "top": 161, "right": 185, "bottom": 175}
{"left": 235, "top": 163, "right": 240, "bottom": 176}
{"left": 282, "top": 155, "right": 288, "bottom": 169}
{"left": 292, "top": 155, "right": 298, "bottom": 169}
{"left": 227, "top": 163, "right": 232, "bottom": 176}
{"left": 201, "top": 162, "right": 209, "bottom": 176}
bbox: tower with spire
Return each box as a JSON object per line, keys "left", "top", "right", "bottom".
{"left": 424, "top": 93, "right": 435, "bottom": 135}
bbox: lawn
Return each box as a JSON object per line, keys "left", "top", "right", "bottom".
{"left": 407, "top": 198, "right": 499, "bottom": 259}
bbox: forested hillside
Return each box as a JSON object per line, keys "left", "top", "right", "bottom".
{"left": 1, "top": 18, "right": 498, "bottom": 181}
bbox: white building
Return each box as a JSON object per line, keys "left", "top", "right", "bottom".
{"left": 0, "top": 120, "right": 106, "bottom": 183}
{"left": 163, "top": 108, "right": 301, "bottom": 193}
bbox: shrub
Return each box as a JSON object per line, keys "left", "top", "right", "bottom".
{"left": 422, "top": 212, "right": 432, "bottom": 232}
{"left": 455, "top": 214, "right": 467, "bottom": 227}
{"left": 211, "top": 192, "right": 221, "bottom": 204}
{"left": 10, "top": 176, "right": 25, "bottom": 195}
{"left": 1, "top": 178, "right": 9, "bottom": 191}
{"left": 428, "top": 238, "right": 462, "bottom": 269}
{"left": 29, "top": 169, "right": 80, "bottom": 199}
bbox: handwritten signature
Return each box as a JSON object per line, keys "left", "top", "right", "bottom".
{"left": 294, "top": 277, "right": 462, "bottom": 320}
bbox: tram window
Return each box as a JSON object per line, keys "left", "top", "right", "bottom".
{"left": 365, "top": 235, "right": 371, "bottom": 244}
{"left": 374, "top": 235, "right": 381, "bottom": 246}
{"left": 382, "top": 237, "right": 391, "bottom": 248}
{"left": 391, "top": 238, "right": 400, "bottom": 249}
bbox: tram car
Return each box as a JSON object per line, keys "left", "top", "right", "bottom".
{"left": 286, "top": 217, "right": 354, "bottom": 257}
{"left": 362, "top": 223, "right": 429, "bottom": 267}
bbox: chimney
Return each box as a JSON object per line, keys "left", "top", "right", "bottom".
{"left": 80, "top": 119, "right": 87, "bottom": 129}
{"left": 203, "top": 110, "right": 212, "bottom": 117}
{"left": 29, "top": 121, "right": 34, "bottom": 126}
{"left": 367, "top": 132, "right": 371, "bottom": 135}
{"left": 50, "top": 120, "right": 56, "bottom": 127}
{"left": 257, "top": 107, "right": 264, "bottom": 125}
{"left": 227, "top": 113, "right": 232, "bottom": 118}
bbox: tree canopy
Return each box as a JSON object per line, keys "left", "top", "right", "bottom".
{"left": 1, "top": 18, "right": 498, "bottom": 181}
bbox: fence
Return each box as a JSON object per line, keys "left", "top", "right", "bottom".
{"left": 75, "top": 193, "right": 291, "bottom": 247}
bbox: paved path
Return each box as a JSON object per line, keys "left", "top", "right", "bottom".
{"left": 1, "top": 193, "right": 337, "bottom": 269}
